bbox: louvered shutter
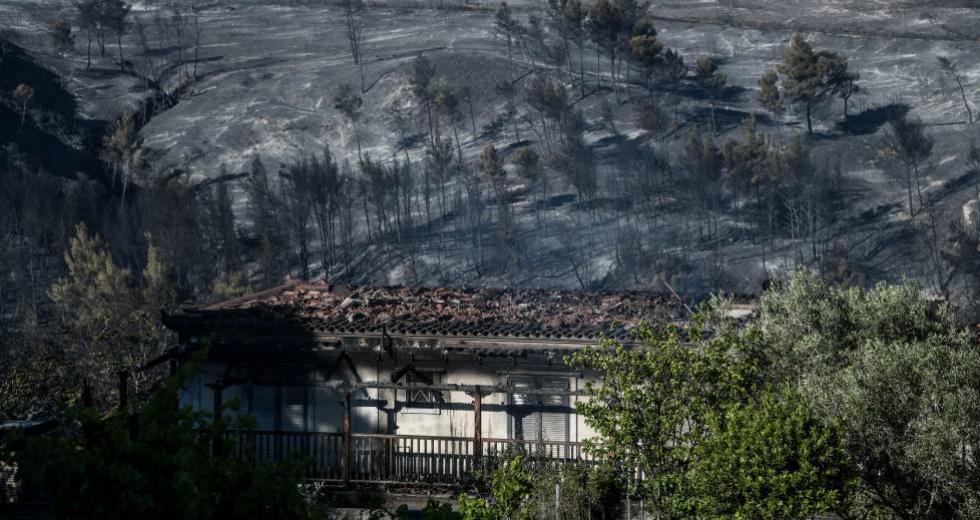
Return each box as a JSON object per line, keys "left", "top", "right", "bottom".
{"left": 540, "top": 379, "right": 569, "bottom": 442}
{"left": 314, "top": 387, "right": 344, "bottom": 433}
{"left": 306, "top": 387, "right": 316, "bottom": 430}
{"left": 249, "top": 385, "right": 277, "bottom": 462}
{"left": 280, "top": 386, "right": 307, "bottom": 432}
{"left": 222, "top": 385, "right": 242, "bottom": 420}
{"left": 251, "top": 385, "right": 277, "bottom": 431}
{"left": 179, "top": 374, "right": 201, "bottom": 410}
{"left": 510, "top": 378, "right": 540, "bottom": 441}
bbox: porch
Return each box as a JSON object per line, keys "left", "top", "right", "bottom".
{"left": 205, "top": 377, "right": 595, "bottom": 484}
{"left": 233, "top": 430, "right": 592, "bottom": 484}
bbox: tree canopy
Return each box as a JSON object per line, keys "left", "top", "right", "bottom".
{"left": 5, "top": 360, "right": 319, "bottom": 519}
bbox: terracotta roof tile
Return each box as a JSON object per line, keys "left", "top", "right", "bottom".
{"left": 165, "top": 281, "right": 689, "bottom": 341}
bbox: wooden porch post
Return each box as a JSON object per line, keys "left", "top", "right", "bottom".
{"left": 211, "top": 383, "right": 223, "bottom": 416}
{"left": 343, "top": 391, "right": 352, "bottom": 487}
{"left": 208, "top": 382, "right": 224, "bottom": 455}
{"left": 473, "top": 386, "right": 482, "bottom": 467}
{"left": 82, "top": 379, "right": 93, "bottom": 408}
{"left": 117, "top": 370, "right": 129, "bottom": 410}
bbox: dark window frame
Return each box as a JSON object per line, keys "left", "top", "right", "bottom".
{"left": 404, "top": 369, "right": 446, "bottom": 414}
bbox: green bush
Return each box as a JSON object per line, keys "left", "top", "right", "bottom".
{"left": 459, "top": 451, "right": 623, "bottom": 520}
{"left": 760, "top": 271, "right": 980, "bottom": 519}
{"left": 4, "top": 362, "right": 319, "bottom": 520}
{"left": 685, "top": 387, "right": 852, "bottom": 519}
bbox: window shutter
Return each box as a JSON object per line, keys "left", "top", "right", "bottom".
{"left": 314, "top": 387, "right": 344, "bottom": 433}
{"left": 251, "top": 385, "right": 277, "bottom": 431}
{"left": 280, "top": 386, "right": 307, "bottom": 432}
{"left": 521, "top": 411, "right": 541, "bottom": 442}
{"left": 511, "top": 378, "right": 534, "bottom": 405}
{"left": 179, "top": 374, "right": 201, "bottom": 410}
{"left": 540, "top": 379, "right": 569, "bottom": 442}
{"left": 510, "top": 378, "right": 540, "bottom": 441}
{"left": 307, "top": 387, "right": 316, "bottom": 430}
{"left": 222, "top": 385, "right": 242, "bottom": 421}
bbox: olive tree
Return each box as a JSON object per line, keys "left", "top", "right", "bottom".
{"left": 685, "top": 387, "right": 852, "bottom": 519}
{"left": 759, "top": 271, "right": 980, "bottom": 520}
{"left": 567, "top": 312, "right": 766, "bottom": 517}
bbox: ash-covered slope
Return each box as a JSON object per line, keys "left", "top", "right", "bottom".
{"left": 3, "top": 0, "right": 980, "bottom": 300}
{"left": 0, "top": 39, "right": 105, "bottom": 182}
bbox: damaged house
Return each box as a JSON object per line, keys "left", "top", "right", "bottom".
{"left": 162, "top": 281, "right": 686, "bottom": 484}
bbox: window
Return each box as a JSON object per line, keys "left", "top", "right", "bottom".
{"left": 280, "top": 386, "right": 307, "bottom": 432}
{"left": 250, "top": 385, "right": 277, "bottom": 431}
{"left": 509, "top": 376, "right": 569, "bottom": 442}
{"left": 246, "top": 385, "right": 310, "bottom": 431}
{"left": 405, "top": 370, "right": 444, "bottom": 413}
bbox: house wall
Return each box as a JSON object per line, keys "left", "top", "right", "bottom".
{"left": 181, "top": 345, "right": 598, "bottom": 443}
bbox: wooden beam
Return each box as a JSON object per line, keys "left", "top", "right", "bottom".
{"left": 82, "top": 380, "right": 93, "bottom": 408}
{"left": 212, "top": 378, "right": 591, "bottom": 396}
{"left": 342, "top": 391, "right": 352, "bottom": 487}
{"left": 209, "top": 382, "right": 224, "bottom": 454}
{"left": 209, "top": 383, "right": 223, "bottom": 416}
{"left": 355, "top": 381, "right": 590, "bottom": 396}
{"left": 473, "top": 386, "right": 482, "bottom": 466}
{"left": 118, "top": 370, "right": 129, "bottom": 410}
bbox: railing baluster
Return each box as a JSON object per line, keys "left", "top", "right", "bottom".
{"left": 227, "top": 431, "right": 588, "bottom": 485}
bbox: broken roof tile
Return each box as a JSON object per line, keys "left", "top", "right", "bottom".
{"left": 165, "top": 281, "right": 690, "bottom": 341}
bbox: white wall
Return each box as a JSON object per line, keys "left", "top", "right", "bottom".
{"left": 184, "top": 350, "right": 598, "bottom": 442}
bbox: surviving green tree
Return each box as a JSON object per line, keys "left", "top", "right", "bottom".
{"left": 759, "top": 271, "right": 980, "bottom": 519}
{"left": 684, "top": 387, "right": 852, "bottom": 519}
{"left": 6, "top": 361, "right": 319, "bottom": 520}
{"left": 567, "top": 310, "right": 765, "bottom": 517}
{"left": 774, "top": 34, "right": 852, "bottom": 134}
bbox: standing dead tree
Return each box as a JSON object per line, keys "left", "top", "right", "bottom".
{"left": 104, "top": 0, "right": 130, "bottom": 71}
{"left": 409, "top": 55, "right": 437, "bottom": 147}
{"left": 279, "top": 158, "right": 316, "bottom": 280}
{"left": 307, "top": 148, "right": 343, "bottom": 278}
{"left": 244, "top": 155, "right": 285, "bottom": 288}
{"left": 424, "top": 136, "right": 455, "bottom": 228}
{"left": 434, "top": 80, "right": 464, "bottom": 162}
{"left": 883, "top": 113, "right": 933, "bottom": 217}
{"left": 50, "top": 18, "right": 74, "bottom": 84}
{"left": 494, "top": 2, "right": 519, "bottom": 81}
{"left": 341, "top": 0, "right": 367, "bottom": 92}
{"left": 938, "top": 57, "right": 975, "bottom": 125}
{"left": 334, "top": 83, "right": 364, "bottom": 161}
{"left": 73, "top": 0, "right": 97, "bottom": 69}
{"left": 695, "top": 56, "right": 727, "bottom": 135}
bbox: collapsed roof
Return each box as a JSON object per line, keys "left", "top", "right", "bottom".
{"left": 163, "top": 281, "right": 691, "bottom": 343}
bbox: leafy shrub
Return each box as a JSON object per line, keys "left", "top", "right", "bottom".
{"left": 3, "top": 361, "right": 319, "bottom": 520}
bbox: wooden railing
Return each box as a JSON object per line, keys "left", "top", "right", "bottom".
{"left": 231, "top": 431, "right": 592, "bottom": 484}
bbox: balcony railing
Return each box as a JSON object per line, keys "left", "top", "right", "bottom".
{"left": 231, "top": 430, "right": 592, "bottom": 484}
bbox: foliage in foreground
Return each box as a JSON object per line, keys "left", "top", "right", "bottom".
{"left": 685, "top": 387, "right": 852, "bottom": 519}
{"left": 1, "top": 223, "right": 178, "bottom": 418}
{"left": 562, "top": 272, "right": 980, "bottom": 519}
{"left": 3, "top": 361, "right": 318, "bottom": 520}
{"left": 567, "top": 298, "right": 852, "bottom": 519}
{"left": 458, "top": 450, "right": 622, "bottom": 520}
{"left": 760, "top": 271, "right": 980, "bottom": 519}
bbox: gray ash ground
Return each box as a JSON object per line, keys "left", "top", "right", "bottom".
{"left": 3, "top": 0, "right": 980, "bottom": 300}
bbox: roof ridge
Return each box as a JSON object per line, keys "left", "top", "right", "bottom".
{"left": 204, "top": 278, "right": 305, "bottom": 310}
